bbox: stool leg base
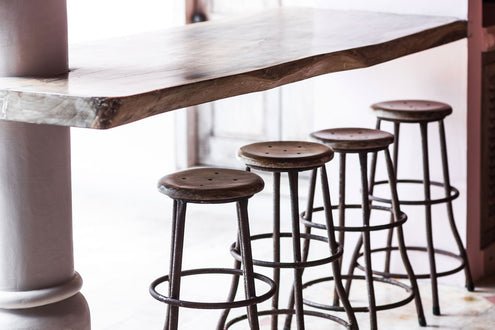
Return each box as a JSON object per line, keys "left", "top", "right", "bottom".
{"left": 236, "top": 199, "right": 260, "bottom": 330}
{"left": 384, "top": 148, "right": 426, "bottom": 327}
{"left": 438, "top": 120, "right": 475, "bottom": 294}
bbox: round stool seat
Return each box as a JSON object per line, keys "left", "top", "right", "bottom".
{"left": 371, "top": 100, "right": 452, "bottom": 122}
{"left": 310, "top": 128, "right": 394, "bottom": 152}
{"left": 238, "top": 141, "right": 333, "bottom": 170}
{"left": 158, "top": 167, "right": 264, "bottom": 202}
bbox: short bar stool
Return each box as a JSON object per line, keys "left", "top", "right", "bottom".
{"left": 219, "top": 141, "right": 358, "bottom": 330}
{"left": 370, "top": 100, "right": 474, "bottom": 315}
{"left": 309, "top": 128, "right": 426, "bottom": 330}
{"left": 150, "top": 168, "right": 276, "bottom": 330}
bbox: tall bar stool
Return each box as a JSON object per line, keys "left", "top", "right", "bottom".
{"left": 307, "top": 128, "right": 426, "bottom": 330}
{"left": 219, "top": 141, "right": 358, "bottom": 330}
{"left": 150, "top": 168, "right": 276, "bottom": 330}
{"left": 369, "top": 100, "right": 474, "bottom": 315}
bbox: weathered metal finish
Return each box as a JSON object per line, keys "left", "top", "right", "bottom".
{"left": 438, "top": 120, "right": 475, "bottom": 291}
{"left": 309, "top": 128, "right": 426, "bottom": 329}
{"left": 150, "top": 169, "right": 276, "bottom": 330}
{"left": 221, "top": 141, "right": 356, "bottom": 329}
{"left": 369, "top": 100, "right": 475, "bottom": 315}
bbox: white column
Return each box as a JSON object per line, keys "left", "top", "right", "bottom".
{"left": 0, "top": 121, "right": 90, "bottom": 329}
{"left": 0, "top": 1, "right": 88, "bottom": 328}
{"left": 0, "top": 0, "right": 68, "bottom": 76}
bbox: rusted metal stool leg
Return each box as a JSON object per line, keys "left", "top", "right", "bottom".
{"left": 272, "top": 171, "right": 282, "bottom": 330}
{"left": 344, "top": 152, "right": 362, "bottom": 296}
{"left": 164, "top": 200, "right": 178, "bottom": 329}
{"left": 320, "top": 166, "right": 359, "bottom": 330}
{"left": 344, "top": 235, "right": 363, "bottom": 295}
{"left": 368, "top": 119, "right": 382, "bottom": 199}
{"left": 301, "top": 169, "right": 318, "bottom": 264}
{"left": 384, "top": 148, "right": 427, "bottom": 326}
{"left": 358, "top": 152, "right": 378, "bottom": 330}
{"left": 438, "top": 120, "right": 475, "bottom": 292}
{"left": 334, "top": 153, "right": 347, "bottom": 307}
{"left": 286, "top": 168, "right": 326, "bottom": 328}
{"left": 283, "top": 170, "right": 305, "bottom": 330}
{"left": 237, "top": 198, "right": 260, "bottom": 330}
{"left": 419, "top": 122, "right": 440, "bottom": 315}
{"left": 383, "top": 122, "right": 400, "bottom": 273}
{"left": 216, "top": 236, "right": 241, "bottom": 330}
{"left": 165, "top": 200, "right": 187, "bottom": 330}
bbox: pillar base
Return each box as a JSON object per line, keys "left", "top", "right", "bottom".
{"left": 0, "top": 293, "right": 90, "bottom": 330}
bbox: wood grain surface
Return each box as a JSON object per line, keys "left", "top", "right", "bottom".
{"left": 238, "top": 141, "right": 334, "bottom": 169}
{"left": 0, "top": 7, "right": 467, "bottom": 129}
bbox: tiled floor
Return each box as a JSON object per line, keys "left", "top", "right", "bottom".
{"left": 72, "top": 167, "right": 495, "bottom": 329}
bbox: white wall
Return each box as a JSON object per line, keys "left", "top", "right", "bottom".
{"left": 284, "top": 0, "right": 467, "bottom": 18}
{"left": 67, "top": 0, "right": 184, "bottom": 43}
{"left": 68, "top": 0, "right": 182, "bottom": 195}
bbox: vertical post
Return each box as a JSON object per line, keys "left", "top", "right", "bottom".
{"left": 0, "top": 121, "right": 89, "bottom": 329}
{"left": 0, "top": 2, "right": 86, "bottom": 328}
{"left": 467, "top": 0, "right": 484, "bottom": 280}
{"left": 0, "top": 0, "right": 68, "bottom": 77}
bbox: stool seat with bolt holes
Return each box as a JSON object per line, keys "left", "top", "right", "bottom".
{"left": 150, "top": 167, "right": 276, "bottom": 330}
{"left": 369, "top": 100, "right": 474, "bottom": 316}
{"left": 219, "top": 141, "right": 358, "bottom": 330}
{"left": 309, "top": 127, "right": 426, "bottom": 330}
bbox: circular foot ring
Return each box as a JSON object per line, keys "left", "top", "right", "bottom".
{"left": 302, "top": 275, "right": 415, "bottom": 313}
{"left": 370, "top": 179, "right": 459, "bottom": 205}
{"left": 230, "top": 232, "right": 342, "bottom": 269}
{"left": 225, "top": 308, "right": 350, "bottom": 329}
{"left": 355, "top": 246, "right": 466, "bottom": 279}
{"left": 150, "top": 268, "right": 276, "bottom": 309}
{"left": 301, "top": 204, "right": 407, "bottom": 232}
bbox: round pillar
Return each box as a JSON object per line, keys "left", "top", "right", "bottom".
{"left": 0, "top": 0, "right": 68, "bottom": 77}
{"left": 0, "top": 121, "right": 90, "bottom": 329}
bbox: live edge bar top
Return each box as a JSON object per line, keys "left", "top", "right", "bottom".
{"left": 0, "top": 7, "right": 467, "bottom": 129}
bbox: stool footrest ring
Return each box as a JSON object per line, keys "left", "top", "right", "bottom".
{"left": 302, "top": 275, "right": 414, "bottom": 313}
{"left": 230, "top": 232, "right": 343, "bottom": 269}
{"left": 225, "top": 308, "right": 351, "bottom": 329}
{"left": 370, "top": 179, "right": 459, "bottom": 205}
{"left": 355, "top": 246, "right": 466, "bottom": 279}
{"left": 149, "top": 268, "right": 276, "bottom": 309}
{"left": 301, "top": 204, "right": 407, "bottom": 232}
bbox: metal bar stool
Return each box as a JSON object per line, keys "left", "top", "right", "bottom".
{"left": 369, "top": 100, "right": 475, "bottom": 315}
{"left": 149, "top": 168, "right": 276, "bottom": 330}
{"left": 308, "top": 128, "right": 426, "bottom": 330}
{"left": 219, "top": 141, "right": 358, "bottom": 330}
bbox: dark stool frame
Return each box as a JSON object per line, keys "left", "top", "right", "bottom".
{"left": 302, "top": 144, "right": 426, "bottom": 330}
{"left": 150, "top": 196, "right": 277, "bottom": 330}
{"left": 368, "top": 117, "right": 475, "bottom": 315}
{"left": 219, "top": 164, "right": 358, "bottom": 330}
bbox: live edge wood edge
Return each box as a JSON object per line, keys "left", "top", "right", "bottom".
{"left": 0, "top": 19, "right": 467, "bottom": 130}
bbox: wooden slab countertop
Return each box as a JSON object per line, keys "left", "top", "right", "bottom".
{"left": 0, "top": 7, "right": 467, "bottom": 129}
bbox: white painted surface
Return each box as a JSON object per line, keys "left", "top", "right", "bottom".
{"left": 0, "top": 293, "right": 89, "bottom": 330}
{"left": 0, "top": 0, "right": 68, "bottom": 77}
{"left": 0, "top": 122, "right": 89, "bottom": 329}
{"left": 284, "top": 0, "right": 467, "bottom": 18}
{"left": 67, "top": 0, "right": 184, "bottom": 43}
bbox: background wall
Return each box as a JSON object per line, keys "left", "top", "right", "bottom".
{"left": 306, "top": 0, "right": 467, "bottom": 18}
{"left": 68, "top": 0, "right": 183, "bottom": 220}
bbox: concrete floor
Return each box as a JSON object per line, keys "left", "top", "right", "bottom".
{"left": 71, "top": 165, "right": 495, "bottom": 330}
